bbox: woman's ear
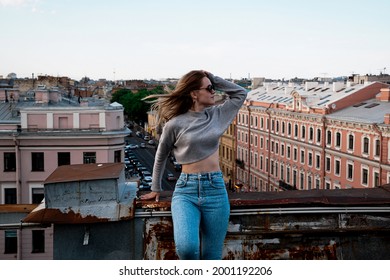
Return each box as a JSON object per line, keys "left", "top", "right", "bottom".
{"left": 190, "top": 90, "right": 198, "bottom": 100}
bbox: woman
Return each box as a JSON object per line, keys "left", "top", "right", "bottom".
{"left": 140, "top": 70, "right": 247, "bottom": 260}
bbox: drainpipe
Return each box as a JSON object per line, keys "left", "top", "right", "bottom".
{"left": 13, "top": 135, "right": 21, "bottom": 203}
{"left": 13, "top": 135, "right": 22, "bottom": 259}
{"left": 247, "top": 104, "right": 251, "bottom": 191}
{"left": 321, "top": 116, "right": 327, "bottom": 190}
{"left": 265, "top": 103, "right": 274, "bottom": 191}
{"left": 373, "top": 123, "right": 383, "bottom": 186}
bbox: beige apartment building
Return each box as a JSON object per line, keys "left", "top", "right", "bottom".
{"left": 0, "top": 85, "right": 129, "bottom": 259}
{"left": 235, "top": 80, "right": 390, "bottom": 192}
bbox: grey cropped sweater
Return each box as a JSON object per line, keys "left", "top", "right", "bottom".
{"left": 151, "top": 74, "right": 247, "bottom": 192}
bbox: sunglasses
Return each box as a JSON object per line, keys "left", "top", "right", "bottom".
{"left": 199, "top": 84, "right": 215, "bottom": 93}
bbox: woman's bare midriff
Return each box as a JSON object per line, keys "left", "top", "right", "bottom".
{"left": 181, "top": 150, "right": 220, "bottom": 174}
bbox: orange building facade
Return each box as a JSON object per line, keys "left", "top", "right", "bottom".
{"left": 235, "top": 81, "right": 390, "bottom": 192}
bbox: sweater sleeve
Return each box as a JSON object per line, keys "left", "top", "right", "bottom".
{"left": 207, "top": 73, "right": 247, "bottom": 126}
{"left": 151, "top": 121, "right": 175, "bottom": 192}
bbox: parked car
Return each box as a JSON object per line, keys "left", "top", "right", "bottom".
{"left": 167, "top": 173, "right": 177, "bottom": 181}
{"left": 136, "top": 132, "right": 144, "bottom": 139}
{"left": 140, "top": 143, "right": 146, "bottom": 148}
{"left": 126, "top": 144, "right": 139, "bottom": 149}
{"left": 141, "top": 170, "right": 152, "bottom": 178}
{"left": 140, "top": 176, "right": 152, "bottom": 190}
{"left": 144, "top": 135, "right": 150, "bottom": 141}
{"left": 148, "top": 139, "right": 155, "bottom": 145}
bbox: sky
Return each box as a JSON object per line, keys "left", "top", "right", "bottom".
{"left": 1, "top": 0, "right": 389, "bottom": 81}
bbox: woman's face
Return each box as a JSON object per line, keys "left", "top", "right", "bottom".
{"left": 193, "top": 77, "right": 216, "bottom": 109}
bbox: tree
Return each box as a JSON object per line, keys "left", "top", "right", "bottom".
{"left": 111, "top": 86, "right": 164, "bottom": 123}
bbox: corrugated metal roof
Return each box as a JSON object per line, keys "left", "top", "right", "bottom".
{"left": 22, "top": 163, "right": 138, "bottom": 224}
{"left": 327, "top": 98, "right": 390, "bottom": 123}
{"left": 44, "top": 163, "right": 124, "bottom": 184}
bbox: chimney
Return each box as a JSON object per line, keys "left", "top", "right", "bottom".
{"left": 378, "top": 88, "right": 390, "bottom": 102}
{"left": 385, "top": 113, "right": 390, "bottom": 124}
{"left": 332, "top": 81, "right": 344, "bottom": 92}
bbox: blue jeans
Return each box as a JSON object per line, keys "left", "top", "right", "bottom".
{"left": 171, "top": 171, "right": 230, "bottom": 260}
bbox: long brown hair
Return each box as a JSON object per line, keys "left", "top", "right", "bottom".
{"left": 145, "top": 70, "right": 207, "bottom": 128}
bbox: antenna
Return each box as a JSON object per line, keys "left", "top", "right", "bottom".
{"left": 378, "top": 67, "right": 387, "bottom": 75}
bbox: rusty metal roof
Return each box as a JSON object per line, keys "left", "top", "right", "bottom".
{"left": 44, "top": 162, "right": 124, "bottom": 184}
{"left": 227, "top": 185, "right": 390, "bottom": 208}
{"left": 23, "top": 181, "right": 138, "bottom": 224}
{"left": 0, "top": 204, "right": 38, "bottom": 213}
{"left": 23, "top": 162, "right": 138, "bottom": 224}
{"left": 136, "top": 185, "right": 390, "bottom": 209}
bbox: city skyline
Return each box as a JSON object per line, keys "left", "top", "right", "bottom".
{"left": 1, "top": 0, "right": 389, "bottom": 81}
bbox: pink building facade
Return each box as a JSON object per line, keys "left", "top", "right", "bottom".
{"left": 236, "top": 81, "right": 390, "bottom": 192}
{"left": 0, "top": 88, "right": 128, "bottom": 260}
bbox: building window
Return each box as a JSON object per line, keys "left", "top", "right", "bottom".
{"left": 83, "top": 152, "right": 96, "bottom": 164}
{"left": 374, "top": 171, "right": 380, "bottom": 187}
{"left": 287, "top": 146, "right": 291, "bottom": 159}
{"left": 335, "top": 132, "right": 341, "bottom": 148}
{"left": 4, "top": 230, "right": 17, "bottom": 254}
{"left": 293, "top": 170, "right": 297, "bottom": 188}
{"left": 31, "top": 152, "right": 44, "bottom": 171}
{"left": 300, "top": 150, "right": 305, "bottom": 164}
{"left": 57, "top": 152, "right": 70, "bottom": 166}
{"left": 260, "top": 155, "right": 263, "bottom": 170}
{"left": 32, "top": 230, "right": 45, "bottom": 253}
{"left": 308, "top": 152, "right": 313, "bottom": 166}
{"left": 317, "top": 128, "right": 321, "bottom": 143}
{"left": 4, "top": 188, "right": 17, "bottom": 204}
{"left": 282, "top": 121, "right": 285, "bottom": 134}
{"left": 375, "top": 139, "right": 380, "bottom": 157}
{"left": 348, "top": 134, "right": 354, "bottom": 150}
{"left": 362, "top": 167, "right": 369, "bottom": 186}
{"left": 286, "top": 167, "right": 290, "bottom": 183}
{"left": 363, "top": 137, "right": 369, "bottom": 154}
{"left": 315, "top": 154, "right": 320, "bottom": 169}
{"left": 309, "top": 127, "right": 314, "bottom": 141}
{"left": 335, "top": 159, "right": 341, "bottom": 176}
{"left": 288, "top": 123, "right": 292, "bottom": 136}
{"left": 281, "top": 144, "right": 285, "bottom": 156}
{"left": 315, "top": 178, "right": 320, "bottom": 189}
{"left": 325, "top": 181, "right": 331, "bottom": 189}
{"left": 326, "top": 156, "right": 331, "bottom": 172}
{"left": 32, "top": 188, "right": 44, "bottom": 204}
{"left": 308, "top": 175, "right": 312, "bottom": 190}
{"left": 301, "top": 125, "right": 306, "bottom": 139}
{"left": 347, "top": 162, "right": 353, "bottom": 180}
{"left": 326, "top": 131, "right": 332, "bottom": 145}
{"left": 294, "top": 124, "right": 298, "bottom": 138}
{"left": 114, "top": 150, "right": 121, "bottom": 163}
{"left": 4, "top": 152, "right": 16, "bottom": 172}
{"left": 293, "top": 147, "right": 298, "bottom": 161}
{"left": 280, "top": 164, "right": 284, "bottom": 180}
{"left": 300, "top": 172, "right": 305, "bottom": 190}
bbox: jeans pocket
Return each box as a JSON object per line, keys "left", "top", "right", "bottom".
{"left": 175, "top": 178, "right": 187, "bottom": 188}
{"left": 210, "top": 177, "right": 225, "bottom": 189}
